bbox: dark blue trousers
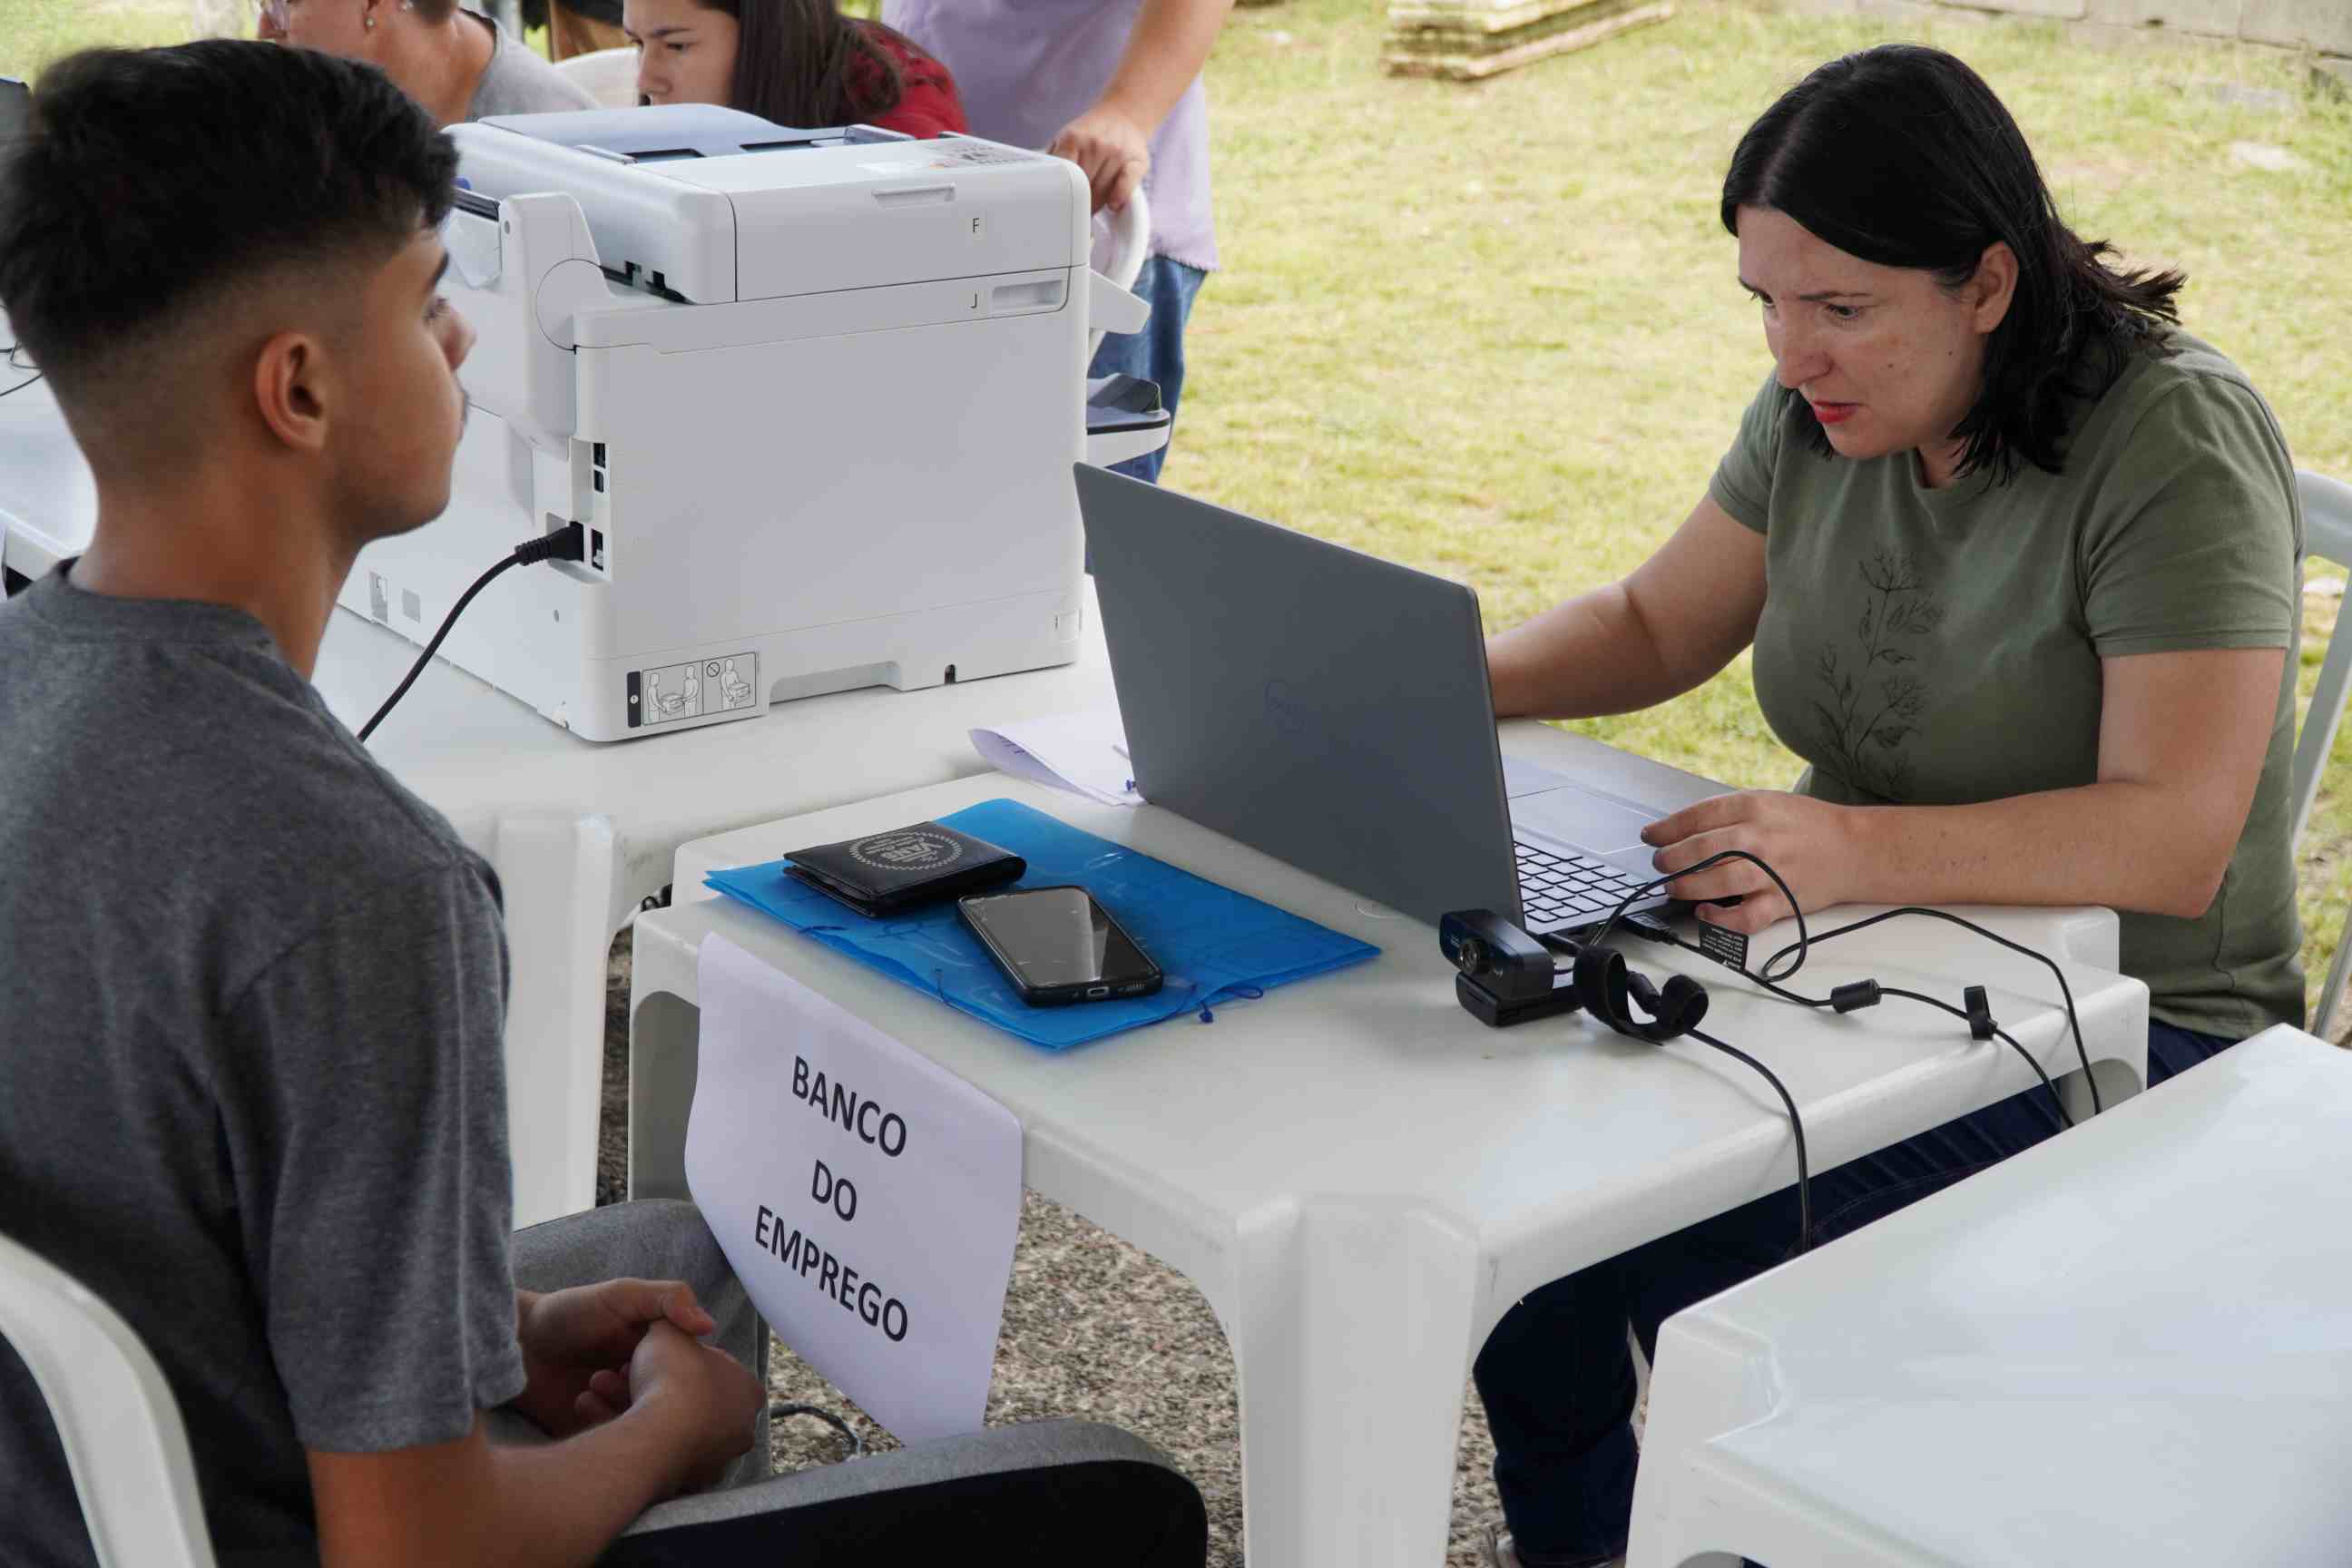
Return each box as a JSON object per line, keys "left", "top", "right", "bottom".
{"left": 1472, "top": 1019, "right": 2239, "bottom": 1567}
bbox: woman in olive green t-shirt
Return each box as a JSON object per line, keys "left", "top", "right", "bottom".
{"left": 1472, "top": 43, "right": 2302, "bottom": 1568}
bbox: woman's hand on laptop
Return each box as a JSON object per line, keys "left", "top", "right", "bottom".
{"left": 1640, "top": 791, "right": 1860, "bottom": 935}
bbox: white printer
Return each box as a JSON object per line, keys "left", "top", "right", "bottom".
{"left": 338, "top": 105, "right": 1162, "bottom": 741}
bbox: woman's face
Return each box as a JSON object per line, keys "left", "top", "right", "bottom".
{"left": 623, "top": 0, "right": 739, "bottom": 108}
{"left": 269, "top": 0, "right": 376, "bottom": 60}
{"left": 1734, "top": 205, "right": 2015, "bottom": 485}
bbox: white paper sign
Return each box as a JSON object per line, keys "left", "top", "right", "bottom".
{"left": 686, "top": 933, "right": 1023, "bottom": 1446}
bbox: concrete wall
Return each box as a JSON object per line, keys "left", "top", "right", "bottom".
{"left": 1787, "top": 0, "right": 2352, "bottom": 84}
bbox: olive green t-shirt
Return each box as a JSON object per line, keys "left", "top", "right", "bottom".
{"left": 1709, "top": 332, "right": 2305, "bottom": 1040}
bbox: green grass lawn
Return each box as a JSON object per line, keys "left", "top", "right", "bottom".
{"left": 10, "top": 0, "right": 2352, "bottom": 1024}
{"left": 1189, "top": 0, "right": 2352, "bottom": 1028}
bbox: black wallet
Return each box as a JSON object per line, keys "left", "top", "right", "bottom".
{"left": 783, "top": 821, "right": 1025, "bottom": 918}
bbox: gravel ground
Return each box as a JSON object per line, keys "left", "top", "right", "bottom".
{"left": 599, "top": 930, "right": 1514, "bottom": 1566}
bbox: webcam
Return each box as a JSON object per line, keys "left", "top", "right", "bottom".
{"left": 1439, "top": 909, "right": 1583, "bottom": 1027}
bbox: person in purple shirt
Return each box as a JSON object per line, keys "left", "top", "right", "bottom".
{"left": 887, "top": 0, "right": 1232, "bottom": 485}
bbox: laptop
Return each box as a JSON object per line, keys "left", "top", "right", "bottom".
{"left": 0, "top": 78, "right": 25, "bottom": 152}
{"left": 1076, "top": 465, "right": 1730, "bottom": 936}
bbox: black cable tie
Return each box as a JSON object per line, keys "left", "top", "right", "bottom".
{"left": 1964, "top": 985, "right": 1996, "bottom": 1041}
{"left": 1830, "top": 979, "right": 1882, "bottom": 1014}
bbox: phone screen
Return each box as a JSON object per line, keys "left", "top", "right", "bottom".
{"left": 962, "top": 887, "right": 1158, "bottom": 995}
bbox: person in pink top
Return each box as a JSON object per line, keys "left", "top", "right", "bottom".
{"left": 623, "top": 0, "right": 967, "bottom": 140}
{"left": 887, "top": 0, "right": 1233, "bottom": 483}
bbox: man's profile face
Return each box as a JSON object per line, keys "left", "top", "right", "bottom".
{"left": 330, "top": 227, "right": 473, "bottom": 545}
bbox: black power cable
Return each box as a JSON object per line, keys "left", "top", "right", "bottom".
{"left": 1, "top": 342, "right": 41, "bottom": 400}
{"left": 1536, "top": 847, "right": 2105, "bottom": 1253}
{"left": 1759, "top": 906, "right": 2102, "bottom": 1114}
{"left": 1577, "top": 848, "right": 2094, "bottom": 1130}
{"left": 1688, "top": 1025, "right": 1811, "bottom": 1250}
{"left": 357, "top": 523, "right": 584, "bottom": 743}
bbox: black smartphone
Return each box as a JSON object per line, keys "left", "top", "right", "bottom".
{"left": 956, "top": 886, "right": 1164, "bottom": 1006}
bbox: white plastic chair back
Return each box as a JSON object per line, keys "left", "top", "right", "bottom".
{"left": 1086, "top": 190, "right": 1151, "bottom": 359}
{"left": 554, "top": 45, "right": 642, "bottom": 110}
{"left": 0, "top": 1231, "right": 216, "bottom": 1568}
{"left": 2288, "top": 468, "right": 2352, "bottom": 1037}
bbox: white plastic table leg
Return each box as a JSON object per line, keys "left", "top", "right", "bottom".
{"left": 479, "top": 812, "right": 619, "bottom": 1226}
{"left": 1227, "top": 1200, "right": 1482, "bottom": 1568}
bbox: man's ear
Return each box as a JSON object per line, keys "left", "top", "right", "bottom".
{"left": 1971, "top": 240, "right": 2020, "bottom": 336}
{"left": 252, "top": 330, "right": 333, "bottom": 456}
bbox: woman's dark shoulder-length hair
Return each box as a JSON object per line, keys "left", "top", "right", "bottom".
{"left": 1720, "top": 43, "right": 2185, "bottom": 485}
{"left": 709, "top": 0, "right": 934, "bottom": 130}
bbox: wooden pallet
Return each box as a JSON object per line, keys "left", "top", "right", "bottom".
{"left": 1385, "top": 0, "right": 1673, "bottom": 80}
{"left": 1383, "top": 0, "right": 1683, "bottom": 81}
{"left": 1388, "top": 0, "right": 1633, "bottom": 34}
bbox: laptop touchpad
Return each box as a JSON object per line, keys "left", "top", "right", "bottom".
{"left": 1511, "top": 788, "right": 1661, "bottom": 861}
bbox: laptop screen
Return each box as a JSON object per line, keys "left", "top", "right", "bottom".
{"left": 0, "top": 78, "right": 27, "bottom": 152}
{"left": 1076, "top": 463, "right": 1527, "bottom": 927}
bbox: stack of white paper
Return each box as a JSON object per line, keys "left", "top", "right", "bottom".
{"left": 967, "top": 709, "right": 1144, "bottom": 808}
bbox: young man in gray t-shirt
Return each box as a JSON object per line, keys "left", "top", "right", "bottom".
{"left": 0, "top": 40, "right": 1205, "bottom": 1568}
{"left": 0, "top": 41, "right": 766, "bottom": 1565}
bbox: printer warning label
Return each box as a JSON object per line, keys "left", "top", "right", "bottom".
{"left": 629, "top": 653, "right": 759, "bottom": 728}
{"left": 864, "top": 145, "right": 1035, "bottom": 175}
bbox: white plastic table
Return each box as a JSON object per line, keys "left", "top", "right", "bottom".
{"left": 0, "top": 373, "right": 91, "bottom": 587}
{"left": 626, "top": 762, "right": 2150, "bottom": 1568}
{"left": 0, "top": 387, "right": 1117, "bottom": 1226}
{"left": 1630, "top": 1023, "right": 2352, "bottom": 1568}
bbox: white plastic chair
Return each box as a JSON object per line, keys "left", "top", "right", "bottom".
{"left": 553, "top": 44, "right": 642, "bottom": 110}
{"left": 0, "top": 1230, "right": 216, "bottom": 1567}
{"left": 2288, "top": 468, "right": 2352, "bottom": 1037}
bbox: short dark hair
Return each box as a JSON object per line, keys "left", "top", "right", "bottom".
{"left": 1720, "top": 44, "right": 2185, "bottom": 485}
{"left": 0, "top": 42, "right": 456, "bottom": 407}
{"left": 695, "top": 0, "right": 943, "bottom": 130}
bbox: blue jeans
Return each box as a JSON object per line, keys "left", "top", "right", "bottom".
{"left": 1087, "top": 254, "right": 1207, "bottom": 485}
{"left": 1472, "top": 1018, "right": 2240, "bottom": 1567}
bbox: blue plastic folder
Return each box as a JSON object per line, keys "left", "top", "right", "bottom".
{"left": 702, "top": 798, "right": 1380, "bottom": 1049}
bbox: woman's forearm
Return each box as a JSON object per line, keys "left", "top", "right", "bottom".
{"left": 1843, "top": 780, "right": 2237, "bottom": 920}
{"left": 1487, "top": 580, "right": 1701, "bottom": 720}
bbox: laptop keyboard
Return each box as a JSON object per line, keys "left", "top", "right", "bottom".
{"left": 1514, "top": 841, "right": 1655, "bottom": 929}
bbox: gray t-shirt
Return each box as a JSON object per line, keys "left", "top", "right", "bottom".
{"left": 465, "top": 9, "right": 597, "bottom": 121}
{"left": 1710, "top": 331, "right": 2304, "bottom": 1039}
{"left": 0, "top": 568, "right": 524, "bottom": 1567}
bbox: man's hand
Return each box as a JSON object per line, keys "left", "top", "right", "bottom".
{"left": 510, "top": 1279, "right": 716, "bottom": 1438}
{"left": 310, "top": 1315, "right": 765, "bottom": 1567}
{"left": 1641, "top": 791, "right": 1861, "bottom": 936}
{"left": 613, "top": 1321, "right": 766, "bottom": 1497}
{"left": 1048, "top": 104, "right": 1151, "bottom": 213}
